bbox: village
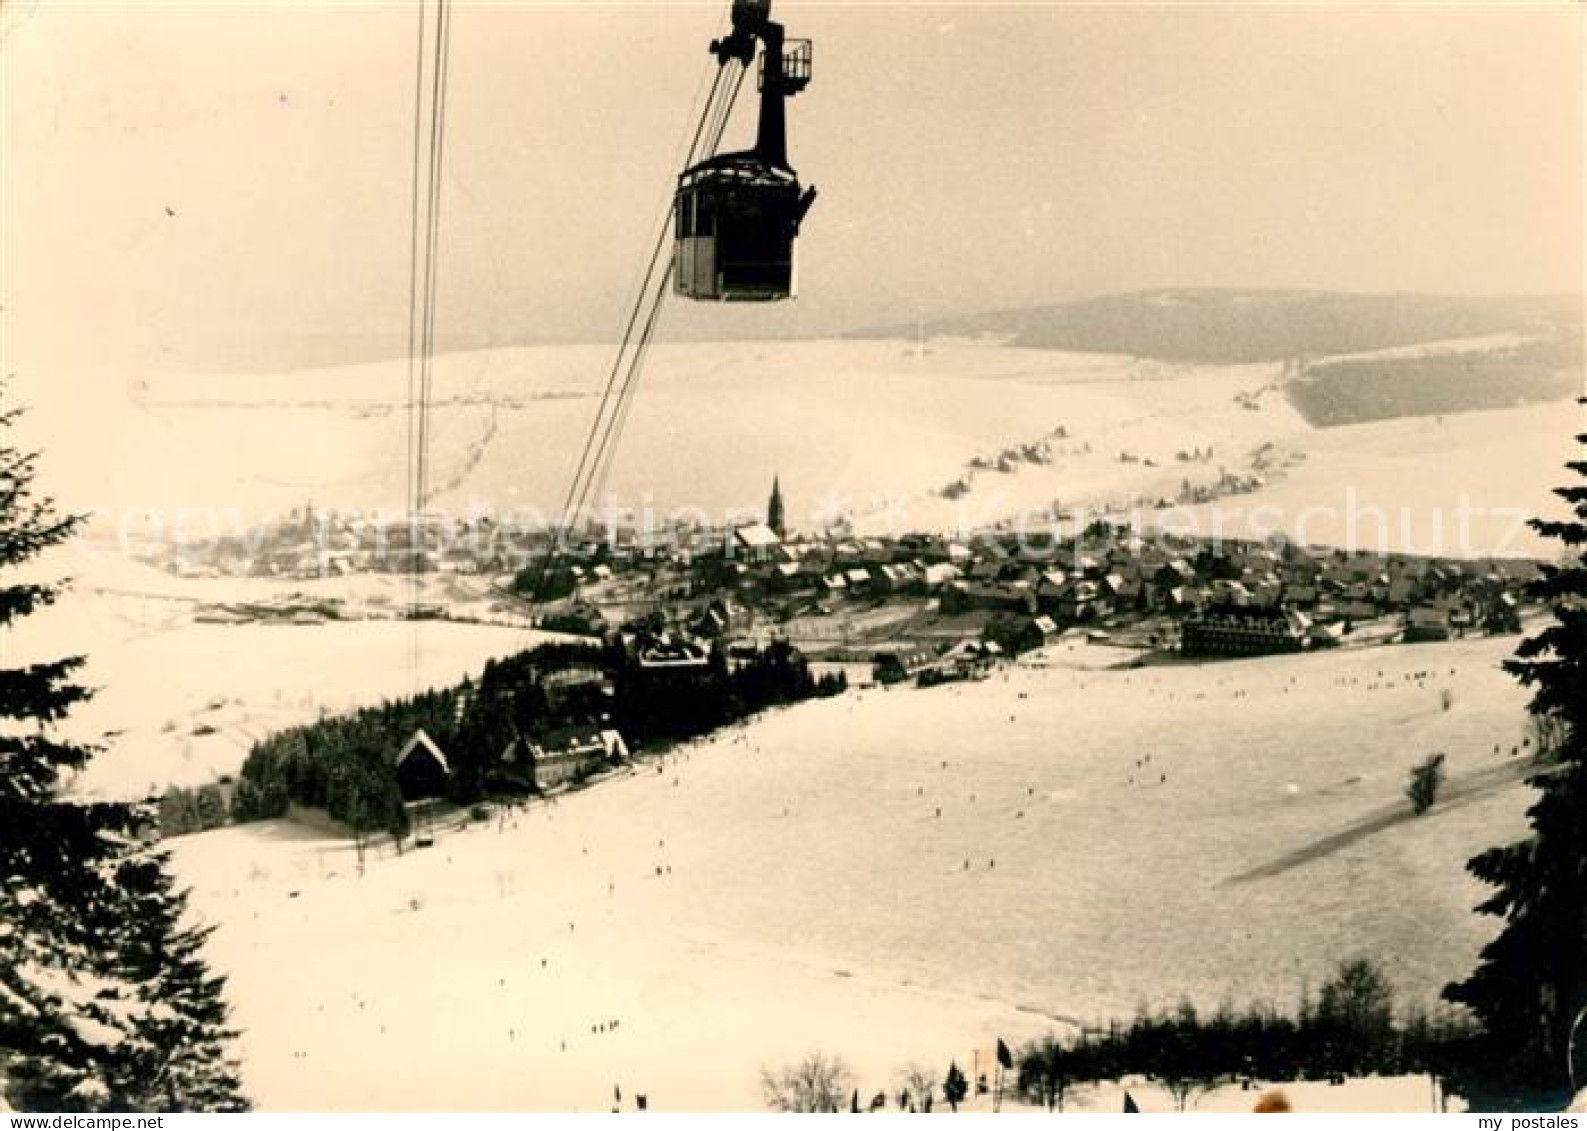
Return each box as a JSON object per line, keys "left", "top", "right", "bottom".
{"left": 140, "top": 469, "right": 1542, "bottom": 845}
{"left": 151, "top": 473, "right": 1537, "bottom": 668}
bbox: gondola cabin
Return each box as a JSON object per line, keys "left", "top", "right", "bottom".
{"left": 674, "top": 156, "right": 804, "bottom": 302}
{"left": 673, "top": 0, "right": 814, "bottom": 303}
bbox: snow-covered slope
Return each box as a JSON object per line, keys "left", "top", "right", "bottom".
{"left": 20, "top": 338, "right": 1577, "bottom": 557}
{"left": 172, "top": 633, "right": 1534, "bottom": 1111}
{"left": 9, "top": 553, "right": 556, "bottom": 799}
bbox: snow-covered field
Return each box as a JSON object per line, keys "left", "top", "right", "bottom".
{"left": 171, "top": 633, "right": 1536, "bottom": 1111}
{"left": 1165, "top": 403, "right": 1578, "bottom": 556}
{"left": 21, "top": 338, "right": 1579, "bottom": 557}
{"left": 8, "top": 552, "right": 554, "bottom": 799}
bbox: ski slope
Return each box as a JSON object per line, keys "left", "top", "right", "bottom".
{"left": 172, "top": 633, "right": 1536, "bottom": 1111}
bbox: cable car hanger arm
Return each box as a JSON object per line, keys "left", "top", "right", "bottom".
{"left": 708, "top": 0, "right": 810, "bottom": 172}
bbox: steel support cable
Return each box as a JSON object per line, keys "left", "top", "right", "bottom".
{"left": 525, "top": 57, "right": 745, "bottom": 603}
{"left": 540, "top": 63, "right": 727, "bottom": 558}
{"left": 415, "top": 0, "right": 453, "bottom": 518}
{"left": 404, "top": 0, "right": 429, "bottom": 532}
{"left": 574, "top": 62, "right": 748, "bottom": 529}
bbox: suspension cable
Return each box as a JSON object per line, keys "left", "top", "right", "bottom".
{"left": 577, "top": 64, "right": 749, "bottom": 529}
{"left": 403, "top": 0, "right": 451, "bottom": 695}
{"left": 703, "top": 61, "right": 749, "bottom": 163}
{"left": 404, "top": 0, "right": 428, "bottom": 542}
{"left": 581, "top": 59, "right": 750, "bottom": 514}
{"left": 415, "top": 0, "right": 453, "bottom": 521}
{"left": 523, "top": 48, "right": 751, "bottom": 605}
{"left": 582, "top": 255, "right": 672, "bottom": 523}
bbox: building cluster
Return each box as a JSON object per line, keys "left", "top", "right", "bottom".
{"left": 157, "top": 480, "right": 1538, "bottom": 669}
{"left": 685, "top": 501, "right": 1537, "bottom": 661}
{"left": 211, "top": 477, "right": 1543, "bottom": 844}
{"left": 394, "top": 718, "right": 631, "bottom": 805}
{"left": 154, "top": 507, "right": 516, "bottom": 579}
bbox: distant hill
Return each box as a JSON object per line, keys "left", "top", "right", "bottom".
{"left": 1286, "top": 333, "right": 1582, "bottom": 428}
{"left": 846, "top": 289, "right": 1582, "bottom": 366}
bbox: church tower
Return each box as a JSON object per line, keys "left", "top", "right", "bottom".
{"left": 767, "top": 475, "right": 786, "bottom": 538}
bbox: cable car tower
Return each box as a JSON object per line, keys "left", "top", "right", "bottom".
{"left": 674, "top": 0, "right": 817, "bottom": 302}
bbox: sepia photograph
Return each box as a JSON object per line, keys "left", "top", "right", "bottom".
{"left": 1, "top": 0, "right": 1584, "bottom": 1114}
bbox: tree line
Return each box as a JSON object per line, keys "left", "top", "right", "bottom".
{"left": 2, "top": 405, "right": 246, "bottom": 1110}
{"left": 1011, "top": 957, "right": 1478, "bottom": 1112}
{"left": 230, "top": 635, "right": 845, "bottom": 833}
{"left": 763, "top": 957, "right": 1477, "bottom": 1113}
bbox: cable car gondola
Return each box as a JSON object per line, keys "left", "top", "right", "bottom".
{"left": 674, "top": 0, "right": 816, "bottom": 302}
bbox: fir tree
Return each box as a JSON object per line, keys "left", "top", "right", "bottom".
{"left": 0, "top": 402, "right": 247, "bottom": 1111}
{"left": 1016, "top": 1035, "right": 1069, "bottom": 1112}
{"left": 98, "top": 855, "right": 247, "bottom": 1111}
{"left": 942, "top": 1061, "right": 968, "bottom": 1112}
{"left": 1444, "top": 400, "right": 1587, "bottom": 1104}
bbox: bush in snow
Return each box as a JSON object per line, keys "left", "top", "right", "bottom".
{"left": 760, "top": 1051, "right": 853, "bottom": 1112}
{"left": 1406, "top": 754, "right": 1446, "bottom": 816}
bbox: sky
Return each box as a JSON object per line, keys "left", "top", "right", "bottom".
{"left": 2, "top": 0, "right": 1582, "bottom": 373}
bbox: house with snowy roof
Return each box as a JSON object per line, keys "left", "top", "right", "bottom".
{"left": 732, "top": 522, "right": 782, "bottom": 564}
{"left": 524, "top": 726, "right": 629, "bottom": 791}
{"left": 395, "top": 728, "right": 451, "bottom": 802}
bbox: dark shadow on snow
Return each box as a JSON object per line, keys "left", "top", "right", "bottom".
{"left": 1225, "top": 759, "right": 1551, "bottom": 886}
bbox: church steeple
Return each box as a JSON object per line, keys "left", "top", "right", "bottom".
{"left": 767, "top": 474, "right": 786, "bottom": 538}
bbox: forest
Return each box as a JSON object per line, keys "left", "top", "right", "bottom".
{"left": 231, "top": 636, "right": 845, "bottom": 833}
